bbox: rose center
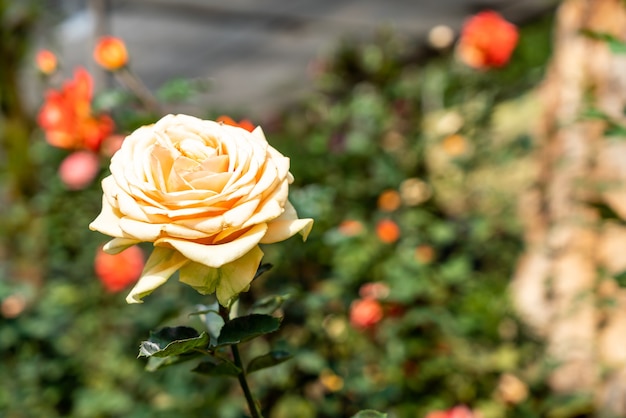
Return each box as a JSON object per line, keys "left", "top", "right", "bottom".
{"left": 177, "top": 138, "right": 217, "bottom": 161}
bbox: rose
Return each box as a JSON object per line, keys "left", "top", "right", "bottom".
{"left": 89, "top": 114, "right": 313, "bottom": 306}
{"left": 93, "top": 36, "right": 128, "bottom": 71}
{"left": 456, "top": 10, "right": 518, "bottom": 69}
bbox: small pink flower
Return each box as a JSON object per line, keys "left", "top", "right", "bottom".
{"left": 58, "top": 151, "right": 100, "bottom": 190}
{"left": 350, "top": 298, "right": 384, "bottom": 329}
{"left": 449, "top": 406, "right": 476, "bottom": 418}
{"left": 425, "top": 406, "right": 477, "bottom": 418}
{"left": 337, "top": 219, "right": 364, "bottom": 237}
{"left": 359, "top": 282, "right": 390, "bottom": 300}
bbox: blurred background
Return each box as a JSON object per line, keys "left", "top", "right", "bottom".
{"left": 6, "top": 0, "right": 626, "bottom": 417}
{"left": 38, "top": 0, "right": 551, "bottom": 117}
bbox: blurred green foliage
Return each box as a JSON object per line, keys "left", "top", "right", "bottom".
{"left": 1, "top": 5, "right": 603, "bottom": 418}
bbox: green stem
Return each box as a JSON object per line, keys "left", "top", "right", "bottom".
{"left": 219, "top": 304, "right": 263, "bottom": 418}
{"left": 115, "top": 67, "right": 161, "bottom": 114}
{"left": 231, "top": 343, "right": 263, "bottom": 418}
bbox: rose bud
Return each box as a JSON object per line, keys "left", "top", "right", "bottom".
{"left": 94, "top": 36, "right": 128, "bottom": 71}
{"left": 35, "top": 49, "right": 57, "bottom": 75}
{"left": 358, "top": 282, "right": 390, "bottom": 300}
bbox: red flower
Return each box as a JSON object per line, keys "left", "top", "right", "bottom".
{"left": 95, "top": 246, "right": 144, "bottom": 292}
{"left": 350, "top": 298, "right": 384, "bottom": 329}
{"left": 217, "top": 115, "right": 256, "bottom": 132}
{"left": 58, "top": 151, "right": 100, "bottom": 190}
{"left": 456, "top": 10, "right": 518, "bottom": 69}
{"left": 38, "top": 68, "right": 114, "bottom": 151}
{"left": 93, "top": 36, "right": 129, "bottom": 71}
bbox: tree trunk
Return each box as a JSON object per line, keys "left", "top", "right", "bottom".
{"left": 512, "top": 0, "right": 626, "bottom": 414}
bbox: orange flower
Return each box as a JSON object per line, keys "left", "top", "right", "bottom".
{"left": 442, "top": 134, "right": 469, "bottom": 156}
{"left": 350, "top": 298, "right": 384, "bottom": 329}
{"left": 35, "top": 49, "right": 57, "bottom": 75}
{"left": 37, "top": 67, "right": 114, "bottom": 151}
{"left": 376, "top": 219, "right": 400, "bottom": 244}
{"left": 95, "top": 246, "right": 145, "bottom": 292}
{"left": 217, "top": 115, "right": 256, "bottom": 132}
{"left": 93, "top": 36, "right": 128, "bottom": 71}
{"left": 377, "top": 189, "right": 402, "bottom": 212}
{"left": 457, "top": 11, "right": 518, "bottom": 69}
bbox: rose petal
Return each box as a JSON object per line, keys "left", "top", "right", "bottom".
{"left": 102, "top": 237, "right": 141, "bottom": 254}
{"left": 242, "top": 179, "right": 289, "bottom": 227}
{"left": 156, "top": 223, "right": 267, "bottom": 268}
{"left": 126, "top": 247, "right": 189, "bottom": 303}
{"left": 261, "top": 201, "right": 313, "bottom": 243}
{"left": 119, "top": 217, "right": 164, "bottom": 242}
{"left": 223, "top": 198, "right": 260, "bottom": 228}
{"left": 250, "top": 126, "right": 268, "bottom": 144}
{"left": 179, "top": 246, "right": 264, "bottom": 306}
{"left": 89, "top": 193, "right": 125, "bottom": 237}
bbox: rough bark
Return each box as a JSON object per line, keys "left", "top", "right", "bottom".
{"left": 511, "top": 0, "right": 626, "bottom": 414}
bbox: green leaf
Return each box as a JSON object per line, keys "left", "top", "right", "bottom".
{"left": 217, "top": 314, "right": 282, "bottom": 346}
{"left": 587, "top": 201, "right": 625, "bottom": 222}
{"left": 581, "top": 107, "right": 608, "bottom": 120}
{"left": 144, "top": 353, "right": 202, "bottom": 372}
{"left": 138, "top": 326, "right": 209, "bottom": 358}
{"left": 249, "top": 293, "right": 291, "bottom": 315}
{"left": 156, "top": 78, "right": 210, "bottom": 102}
{"left": 351, "top": 410, "right": 388, "bottom": 418}
{"left": 615, "top": 271, "right": 626, "bottom": 287}
{"left": 92, "top": 89, "right": 133, "bottom": 112}
{"left": 193, "top": 360, "right": 241, "bottom": 377}
{"left": 581, "top": 30, "right": 626, "bottom": 54}
{"left": 605, "top": 122, "right": 626, "bottom": 138}
{"left": 247, "top": 350, "right": 293, "bottom": 374}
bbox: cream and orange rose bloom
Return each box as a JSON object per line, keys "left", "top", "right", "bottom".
{"left": 90, "top": 114, "right": 313, "bottom": 306}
